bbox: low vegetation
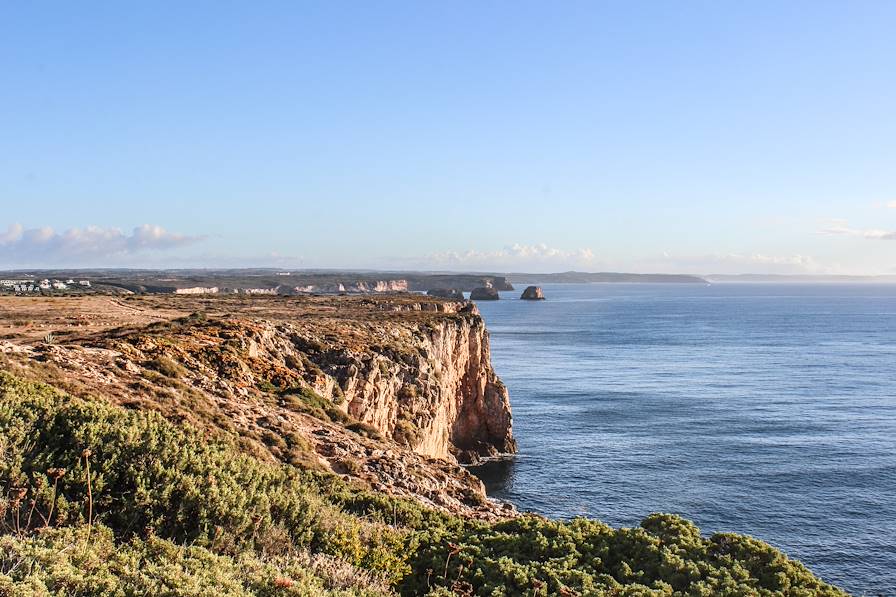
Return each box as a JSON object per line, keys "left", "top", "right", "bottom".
{"left": 279, "top": 386, "right": 351, "bottom": 426}
{"left": 0, "top": 526, "right": 390, "bottom": 596}
{"left": 1, "top": 372, "right": 848, "bottom": 596}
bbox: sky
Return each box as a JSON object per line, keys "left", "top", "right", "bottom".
{"left": 1, "top": 1, "right": 895, "bottom": 274}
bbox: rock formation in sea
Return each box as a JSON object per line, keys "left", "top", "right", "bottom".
{"left": 520, "top": 286, "right": 545, "bottom": 300}
{"left": 470, "top": 287, "right": 500, "bottom": 301}
{"left": 427, "top": 288, "right": 465, "bottom": 300}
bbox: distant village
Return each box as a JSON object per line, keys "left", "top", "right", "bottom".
{"left": 0, "top": 277, "right": 91, "bottom": 294}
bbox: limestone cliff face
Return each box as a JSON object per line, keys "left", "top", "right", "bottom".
{"left": 293, "top": 279, "right": 409, "bottom": 293}
{"left": 174, "top": 286, "right": 220, "bottom": 294}
{"left": 66, "top": 296, "right": 514, "bottom": 463}
{"left": 2, "top": 295, "right": 516, "bottom": 517}
{"left": 317, "top": 303, "right": 516, "bottom": 461}
{"left": 266, "top": 300, "right": 516, "bottom": 461}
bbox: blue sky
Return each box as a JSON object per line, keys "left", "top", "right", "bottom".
{"left": 2, "top": 1, "right": 895, "bottom": 273}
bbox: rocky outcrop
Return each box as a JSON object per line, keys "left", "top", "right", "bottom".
{"left": 282, "top": 301, "right": 515, "bottom": 461}
{"left": 520, "top": 286, "right": 545, "bottom": 300}
{"left": 1, "top": 295, "right": 516, "bottom": 518}
{"left": 293, "top": 280, "right": 409, "bottom": 294}
{"left": 470, "top": 287, "right": 500, "bottom": 301}
{"left": 174, "top": 286, "right": 220, "bottom": 294}
{"left": 427, "top": 288, "right": 465, "bottom": 300}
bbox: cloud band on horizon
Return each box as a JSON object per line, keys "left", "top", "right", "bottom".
{"left": 0, "top": 223, "right": 205, "bottom": 266}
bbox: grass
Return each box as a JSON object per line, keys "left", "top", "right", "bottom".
{"left": 146, "top": 355, "right": 188, "bottom": 378}
{"left": 278, "top": 387, "right": 351, "bottom": 426}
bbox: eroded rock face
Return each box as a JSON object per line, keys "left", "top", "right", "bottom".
{"left": 520, "top": 286, "right": 545, "bottom": 300}
{"left": 1, "top": 295, "right": 516, "bottom": 518}
{"left": 293, "top": 279, "right": 409, "bottom": 293}
{"left": 427, "top": 288, "right": 465, "bottom": 300}
{"left": 470, "top": 287, "right": 500, "bottom": 301}
{"left": 294, "top": 302, "right": 516, "bottom": 461}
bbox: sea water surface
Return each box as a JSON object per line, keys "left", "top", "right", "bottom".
{"left": 470, "top": 283, "right": 896, "bottom": 596}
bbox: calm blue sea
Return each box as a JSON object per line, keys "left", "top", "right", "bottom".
{"left": 471, "top": 283, "right": 896, "bottom": 596}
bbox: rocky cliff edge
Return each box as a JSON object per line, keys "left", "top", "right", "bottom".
{"left": 0, "top": 294, "right": 516, "bottom": 518}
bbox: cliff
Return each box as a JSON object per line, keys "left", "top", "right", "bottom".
{"left": 303, "top": 301, "right": 515, "bottom": 461}
{"left": 0, "top": 294, "right": 515, "bottom": 517}
{"left": 292, "top": 279, "right": 409, "bottom": 293}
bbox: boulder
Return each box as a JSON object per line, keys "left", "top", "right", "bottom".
{"left": 427, "top": 288, "right": 465, "bottom": 300}
{"left": 470, "top": 287, "right": 500, "bottom": 301}
{"left": 520, "top": 286, "right": 545, "bottom": 300}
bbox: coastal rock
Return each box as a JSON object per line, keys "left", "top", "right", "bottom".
{"left": 520, "top": 286, "right": 545, "bottom": 300}
{"left": 427, "top": 288, "right": 465, "bottom": 300}
{"left": 470, "top": 287, "right": 500, "bottom": 301}
{"left": 293, "top": 279, "right": 409, "bottom": 294}
{"left": 1, "top": 294, "right": 516, "bottom": 519}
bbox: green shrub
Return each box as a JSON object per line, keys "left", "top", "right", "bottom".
{"left": 0, "top": 525, "right": 390, "bottom": 596}
{"left": 257, "top": 379, "right": 279, "bottom": 393}
{"left": 345, "top": 422, "right": 383, "bottom": 441}
{"left": 392, "top": 419, "right": 421, "bottom": 449}
{"left": 0, "top": 372, "right": 410, "bottom": 581}
{"left": 336, "top": 458, "right": 362, "bottom": 476}
{"left": 0, "top": 371, "right": 848, "bottom": 597}
{"left": 401, "top": 514, "right": 848, "bottom": 596}
{"left": 147, "top": 355, "right": 188, "bottom": 379}
{"left": 279, "top": 387, "right": 349, "bottom": 425}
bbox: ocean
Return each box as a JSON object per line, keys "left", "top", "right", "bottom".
{"left": 470, "top": 283, "right": 896, "bottom": 596}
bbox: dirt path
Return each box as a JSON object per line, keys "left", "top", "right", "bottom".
{"left": 0, "top": 296, "right": 188, "bottom": 345}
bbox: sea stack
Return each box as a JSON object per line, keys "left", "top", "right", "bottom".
{"left": 520, "top": 286, "right": 545, "bottom": 300}
{"left": 470, "top": 287, "right": 500, "bottom": 301}
{"left": 427, "top": 288, "right": 465, "bottom": 300}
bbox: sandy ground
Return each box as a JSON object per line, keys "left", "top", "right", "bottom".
{"left": 0, "top": 296, "right": 189, "bottom": 344}
{"left": 0, "top": 293, "right": 461, "bottom": 346}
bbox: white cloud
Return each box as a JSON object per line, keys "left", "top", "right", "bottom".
{"left": 649, "top": 252, "right": 821, "bottom": 275}
{"left": 817, "top": 220, "right": 896, "bottom": 240}
{"left": 0, "top": 223, "right": 205, "bottom": 266}
{"left": 0, "top": 223, "right": 24, "bottom": 244}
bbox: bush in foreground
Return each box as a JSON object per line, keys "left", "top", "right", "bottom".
{"left": 0, "top": 372, "right": 848, "bottom": 596}
{"left": 0, "top": 525, "right": 389, "bottom": 596}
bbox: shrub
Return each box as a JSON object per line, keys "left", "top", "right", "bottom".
{"left": 346, "top": 421, "right": 383, "bottom": 441}
{"left": 392, "top": 419, "right": 421, "bottom": 449}
{"left": 336, "top": 458, "right": 362, "bottom": 476}
{"left": 401, "top": 515, "right": 848, "bottom": 596}
{"left": 0, "top": 525, "right": 390, "bottom": 596}
{"left": 279, "top": 387, "right": 349, "bottom": 425}
{"left": 0, "top": 372, "right": 410, "bottom": 581}
{"left": 0, "top": 371, "right": 849, "bottom": 597}
{"left": 147, "top": 355, "right": 188, "bottom": 379}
